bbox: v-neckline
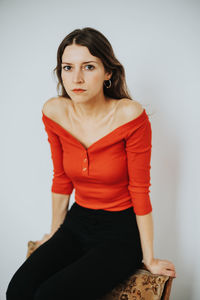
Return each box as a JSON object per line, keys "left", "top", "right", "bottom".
{"left": 42, "top": 108, "right": 146, "bottom": 151}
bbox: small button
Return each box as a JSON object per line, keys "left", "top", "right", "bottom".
{"left": 84, "top": 158, "right": 87, "bottom": 162}
{"left": 83, "top": 167, "right": 87, "bottom": 171}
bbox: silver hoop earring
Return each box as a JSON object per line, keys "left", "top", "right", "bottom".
{"left": 104, "top": 79, "right": 112, "bottom": 88}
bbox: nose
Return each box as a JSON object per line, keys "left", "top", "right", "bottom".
{"left": 72, "top": 68, "right": 84, "bottom": 83}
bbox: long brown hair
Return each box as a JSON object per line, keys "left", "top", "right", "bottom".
{"left": 53, "top": 27, "right": 134, "bottom": 101}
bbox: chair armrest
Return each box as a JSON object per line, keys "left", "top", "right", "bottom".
{"left": 161, "top": 276, "right": 174, "bottom": 300}
{"left": 26, "top": 242, "right": 174, "bottom": 300}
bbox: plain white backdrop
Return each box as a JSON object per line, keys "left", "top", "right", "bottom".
{"left": 1, "top": 0, "right": 199, "bottom": 299}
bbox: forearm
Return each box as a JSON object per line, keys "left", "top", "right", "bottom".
{"left": 136, "top": 212, "right": 154, "bottom": 265}
{"left": 50, "top": 192, "right": 71, "bottom": 235}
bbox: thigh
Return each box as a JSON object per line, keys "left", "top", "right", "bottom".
{"left": 34, "top": 238, "right": 143, "bottom": 300}
{"left": 6, "top": 225, "right": 85, "bottom": 300}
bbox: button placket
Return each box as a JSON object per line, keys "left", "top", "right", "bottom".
{"left": 82, "top": 150, "right": 89, "bottom": 176}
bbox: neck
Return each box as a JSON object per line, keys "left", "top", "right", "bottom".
{"left": 71, "top": 92, "right": 111, "bottom": 121}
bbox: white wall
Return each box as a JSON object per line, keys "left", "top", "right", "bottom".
{"left": 1, "top": 0, "right": 199, "bottom": 299}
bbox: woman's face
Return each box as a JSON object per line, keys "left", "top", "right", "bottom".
{"left": 61, "top": 44, "right": 111, "bottom": 102}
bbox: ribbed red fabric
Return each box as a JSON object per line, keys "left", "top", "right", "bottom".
{"left": 42, "top": 108, "right": 152, "bottom": 215}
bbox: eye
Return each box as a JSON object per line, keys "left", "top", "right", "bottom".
{"left": 85, "top": 64, "right": 95, "bottom": 70}
{"left": 62, "top": 65, "right": 95, "bottom": 71}
{"left": 62, "top": 65, "right": 71, "bottom": 71}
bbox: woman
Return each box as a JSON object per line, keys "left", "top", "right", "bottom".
{"left": 6, "top": 27, "right": 176, "bottom": 300}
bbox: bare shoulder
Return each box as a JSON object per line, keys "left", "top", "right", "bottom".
{"left": 42, "top": 96, "right": 70, "bottom": 118}
{"left": 117, "top": 98, "right": 144, "bottom": 122}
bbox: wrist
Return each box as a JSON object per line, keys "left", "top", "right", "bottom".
{"left": 142, "top": 257, "right": 154, "bottom": 266}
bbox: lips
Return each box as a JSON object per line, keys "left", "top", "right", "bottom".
{"left": 73, "top": 89, "right": 86, "bottom": 91}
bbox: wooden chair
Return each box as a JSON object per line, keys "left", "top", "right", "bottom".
{"left": 27, "top": 241, "right": 174, "bottom": 300}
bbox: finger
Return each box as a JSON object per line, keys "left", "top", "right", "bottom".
{"left": 166, "top": 262, "right": 176, "bottom": 271}
{"left": 166, "top": 261, "right": 176, "bottom": 269}
{"left": 166, "top": 266, "right": 176, "bottom": 272}
{"left": 162, "top": 260, "right": 176, "bottom": 270}
{"left": 167, "top": 270, "right": 176, "bottom": 277}
{"left": 165, "top": 266, "right": 177, "bottom": 275}
{"left": 158, "top": 268, "right": 175, "bottom": 277}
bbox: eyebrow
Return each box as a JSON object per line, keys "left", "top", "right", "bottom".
{"left": 61, "top": 61, "right": 98, "bottom": 65}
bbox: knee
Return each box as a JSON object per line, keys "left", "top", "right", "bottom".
{"left": 6, "top": 266, "right": 35, "bottom": 300}
{"left": 6, "top": 271, "right": 24, "bottom": 300}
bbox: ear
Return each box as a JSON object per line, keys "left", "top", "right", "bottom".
{"left": 105, "top": 71, "right": 112, "bottom": 80}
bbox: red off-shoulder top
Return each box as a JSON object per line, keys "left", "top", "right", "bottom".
{"left": 42, "top": 108, "right": 152, "bottom": 215}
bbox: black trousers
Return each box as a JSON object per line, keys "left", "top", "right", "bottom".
{"left": 6, "top": 202, "right": 143, "bottom": 300}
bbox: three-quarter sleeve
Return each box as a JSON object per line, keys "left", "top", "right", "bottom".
{"left": 42, "top": 117, "right": 74, "bottom": 195}
{"left": 125, "top": 116, "right": 153, "bottom": 215}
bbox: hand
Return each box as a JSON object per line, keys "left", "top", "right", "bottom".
{"left": 143, "top": 258, "right": 176, "bottom": 278}
{"left": 35, "top": 233, "right": 53, "bottom": 248}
